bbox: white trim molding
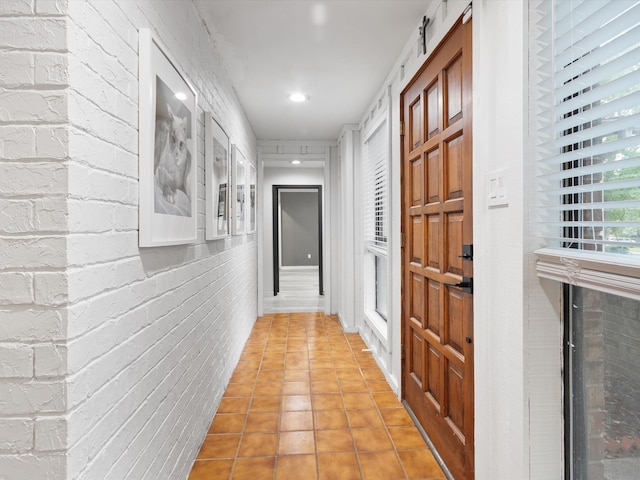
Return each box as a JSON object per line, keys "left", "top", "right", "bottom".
{"left": 536, "top": 247, "right": 640, "bottom": 301}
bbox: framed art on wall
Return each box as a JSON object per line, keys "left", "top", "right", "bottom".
{"left": 231, "top": 145, "right": 246, "bottom": 235}
{"left": 139, "top": 28, "right": 197, "bottom": 247}
{"left": 248, "top": 163, "right": 257, "bottom": 233}
{"left": 205, "top": 114, "right": 230, "bottom": 239}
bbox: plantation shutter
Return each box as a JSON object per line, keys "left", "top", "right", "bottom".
{"left": 533, "top": 0, "right": 640, "bottom": 298}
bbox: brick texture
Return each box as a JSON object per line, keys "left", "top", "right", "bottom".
{"left": 0, "top": 1, "right": 258, "bottom": 480}
{"left": 0, "top": 0, "right": 68, "bottom": 478}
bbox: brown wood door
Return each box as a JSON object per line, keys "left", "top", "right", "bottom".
{"left": 400, "top": 17, "right": 473, "bottom": 480}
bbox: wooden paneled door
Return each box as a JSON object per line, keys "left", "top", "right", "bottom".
{"left": 400, "top": 17, "right": 473, "bottom": 480}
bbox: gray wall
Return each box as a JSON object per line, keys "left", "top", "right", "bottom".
{"left": 281, "top": 191, "right": 319, "bottom": 267}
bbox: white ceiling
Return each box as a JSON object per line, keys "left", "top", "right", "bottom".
{"left": 194, "top": 0, "right": 432, "bottom": 141}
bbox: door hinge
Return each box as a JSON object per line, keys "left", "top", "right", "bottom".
{"left": 400, "top": 233, "right": 405, "bottom": 248}
{"left": 401, "top": 344, "right": 406, "bottom": 360}
{"left": 400, "top": 122, "right": 405, "bottom": 136}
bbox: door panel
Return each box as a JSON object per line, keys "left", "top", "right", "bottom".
{"left": 427, "top": 280, "right": 440, "bottom": 335}
{"left": 447, "top": 290, "right": 465, "bottom": 353}
{"left": 410, "top": 328, "right": 424, "bottom": 386}
{"left": 411, "top": 158, "right": 423, "bottom": 205}
{"left": 445, "top": 55, "right": 463, "bottom": 124}
{"left": 447, "top": 213, "right": 464, "bottom": 274}
{"left": 426, "top": 215, "right": 440, "bottom": 268}
{"left": 427, "top": 83, "right": 440, "bottom": 139}
{"left": 427, "top": 148, "right": 440, "bottom": 203}
{"left": 447, "top": 361, "right": 465, "bottom": 430}
{"left": 427, "top": 345, "right": 441, "bottom": 404}
{"left": 401, "top": 17, "right": 473, "bottom": 480}
{"left": 446, "top": 135, "right": 464, "bottom": 198}
{"left": 411, "top": 216, "right": 423, "bottom": 264}
{"left": 411, "top": 100, "right": 422, "bottom": 149}
{"left": 411, "top": 274, "right": 424, "bottom": 325}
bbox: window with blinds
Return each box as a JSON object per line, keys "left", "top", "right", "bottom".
{"left": 363, "top": 118, "right": 389, "bottom": 323}
{"left": 363, "top": 120, "right": 389, "bottom": 252}
{"left": 535, "top": 0, "right": 640, "bottom": 258}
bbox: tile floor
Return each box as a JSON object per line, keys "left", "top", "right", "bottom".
{"left": 189, "top": 312, "right": 446, "bottom": 480}
{"left": 264, "top": 269, "right": 325, "bottom": 313}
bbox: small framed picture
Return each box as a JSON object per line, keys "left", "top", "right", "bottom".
{"left": 139, "top": 28, "right": 197, "bottom": 247}
{"left": 248, "top": 163, "right": 257, "bottom": 233}
{"left": 231, "top": 145, "right": 246, "bottom": 235}
{"left": 205, "top": 114, "right": 230, "bottom": 239}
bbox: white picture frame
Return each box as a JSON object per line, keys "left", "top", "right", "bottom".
{"left": 205, "top": 114, "right": 230, "bottom": 239}
{"left": 139, "top": 28, "right": 197, "bottom": 247}
{"left": 248, "top": 163, "right": 257, "bottom": 234}
{"left": 231, "top": 145, "right": 246, "bottom": 235}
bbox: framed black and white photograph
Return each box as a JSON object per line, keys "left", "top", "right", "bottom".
{"left": 205, "top": 114, "right": 230, "bottom": 240}
{"left": 231, "top": 145, "right": 246, "bottom": 235}
{"left": 248, "top": 163, "right": 257, "bottom": 234}
{"left": 139, "top": 28, "right": 197, "bottom": 247}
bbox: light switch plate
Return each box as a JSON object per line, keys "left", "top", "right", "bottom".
{"left": 488, "top": 169, "right": 509, "bottom": 208}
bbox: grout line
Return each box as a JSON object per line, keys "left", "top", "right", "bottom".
{"left": 192, "top": 312, "right": 447, "bottom": 480}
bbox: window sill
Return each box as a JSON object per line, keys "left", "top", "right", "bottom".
{"left": 535, "top": 247, "right": 640, "bottom": 301}
{"left": 364, "top": 310, "right": 389, "bottom": 347}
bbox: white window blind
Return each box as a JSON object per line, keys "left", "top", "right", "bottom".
{"left": 533, "top": 0, "right": 640, "bottom": 298}
{"left": 363, "top": 120, "right": 389, "bottom": 251}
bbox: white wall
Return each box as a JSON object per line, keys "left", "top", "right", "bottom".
{"left": 0, "top": 1, "right": 69, "bottom": 478}
{"left": 471, "top": 3, "right": 562, "bottom": 478}
{"left": 472, "top": 2, "right": 528, "bottom": 478}
{"left": 328, "top": 145, "right": 341, "bottom": 314}
{"left": 262, "top": 167, "right": 324, "bottom": 297}
{"left": 336, "top": 126, "right": 359, "bottom": 332}
{"left": 0, "top": 0, "right": 258, "bottom": 479}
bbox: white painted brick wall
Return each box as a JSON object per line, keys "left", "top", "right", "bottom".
{"left": 34, "top": 53, "right": 69, "bottom": 86}
{"left": 0, "top": 310, "right": 66, "bottom": 343}
{"left": 0, "top": 200, "right": 33, "bottom": 234}
{"left": 0, "top": 418, "right": 33, "bottom": 453}
{"left": 0, "top": 163, "right": 67, "bottom": 196}
{"left": 34, "top": 344, "right": 67, "bottom": 378}
{"left": 0, "top": 344, "right": 34, "bottom": 377}
{"left": 0, "top": 17, "right": 67, "bottom": 51}
{"left": 0, "top": 90, "right": 67, "bottom": 123}
{"left": 1, "top": 0, "right": 258, "bottom": 478}
{"left": 0, "top": 0, "right": 68, "bottom": 478}
{"left": 0, "top": 52, "right": 35, "bottom": 87}
{"left": 34, "top": 415, "right": 67, "bottom": 451}
{"left": 0, "top": 273, "right": 34, "bottom": 305}
{"left": 0, "top": 381, "right": 66, "bottom": 414}
{"left": 0, "top": 1, "right": 34, "bottom": 15}
{"left": 35, "top": 0, "right": 68, "bottom": 16}
{"left": 62, "top": 1, "right": 258, "bottom": 480}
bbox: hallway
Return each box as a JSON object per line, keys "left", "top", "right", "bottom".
{"left": 188, "top": 313, "right": 446, "bottom": 480}
{"left": 264, "top": 269, "right": 325, "bottom": 313}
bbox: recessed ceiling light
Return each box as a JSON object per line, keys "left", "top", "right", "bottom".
{"left": 291, "top": 160, "right": 301, "bottom": 165}
{"left": 289, "top": 92, "right": 307, "bottom": 103}
{"left": 175, "top": 92, "right": 187, "bottom": 101}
